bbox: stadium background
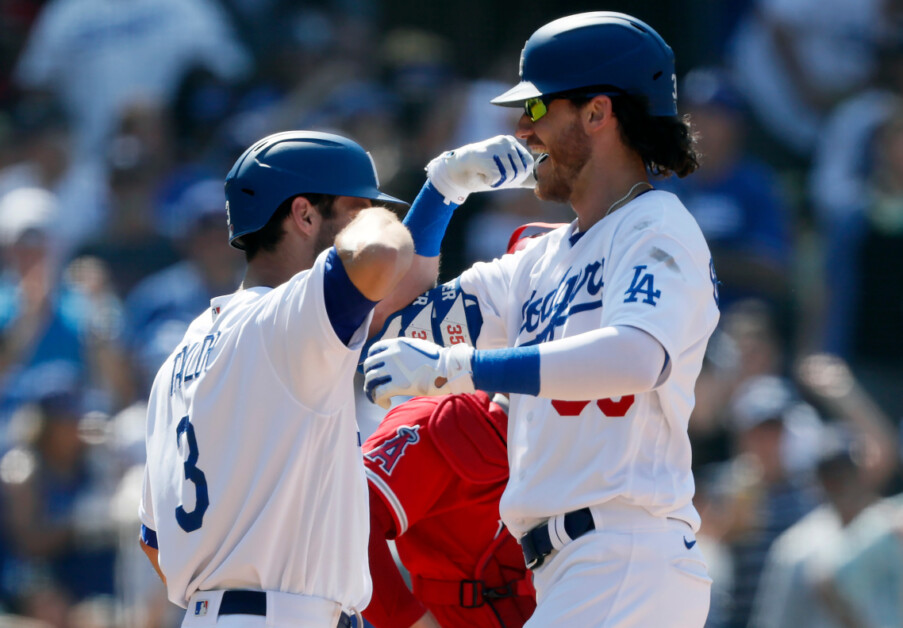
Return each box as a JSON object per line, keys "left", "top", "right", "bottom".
{"left": 0, "top": 0, "right": 900, "bottom": 626}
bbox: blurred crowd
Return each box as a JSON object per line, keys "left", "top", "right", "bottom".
{"left": 0, "top": 0, "right": 899, "bottom": 627}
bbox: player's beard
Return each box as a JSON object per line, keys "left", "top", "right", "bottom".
{"left": 313, "top": 217, "right": 342, "bottom": 259}
{"left": 535, "top": 119, "right": 592, "bottom": 204}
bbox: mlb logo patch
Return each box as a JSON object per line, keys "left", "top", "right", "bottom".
{"left": 194, "top": 600, "right": 208, "bottom": 616}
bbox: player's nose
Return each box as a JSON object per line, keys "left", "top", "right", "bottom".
{"left": 515, "top": 114, "right": 534, "bottom": 140}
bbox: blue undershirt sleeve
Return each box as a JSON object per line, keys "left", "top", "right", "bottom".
{"left": 402, "top": 181, "right": 459, "bottom": 257}
{"left": 472, "top": 346, "right": 541, "bottom": 395}
{"left": 323, "top": 247, "right": 379, "bottom": 346}
{"left": 140, "top": 524, "right": 158, "bottom": 549}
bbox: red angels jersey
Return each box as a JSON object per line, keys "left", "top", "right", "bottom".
{"left": 459, "top": 190, "right": 720, "bottom": 537}
{"left": 363, "top": 393, "right": 535, "bottom": 628}
{"left": 139, "top": 249, "right": 372, "bottom": 611}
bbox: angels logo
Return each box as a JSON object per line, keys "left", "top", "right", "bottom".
{"left": 365, "top": 425, "right": 420, "bottom": 475}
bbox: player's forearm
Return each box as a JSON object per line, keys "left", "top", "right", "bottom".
{"left": 473, "top": 326, "right": 665, "bottom": 400}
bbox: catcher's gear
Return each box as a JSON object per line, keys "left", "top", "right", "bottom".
{"left": 224, "top": 131, "right": 407, "bottom": 249}
{"left": 426, "top": 135, "right": 535, "bottom": 205}
{"left": 363, "top": 338, "right": 475, "bottom": 409}
{"left": 491, "top": 12, "right": 677, "bottom": 117}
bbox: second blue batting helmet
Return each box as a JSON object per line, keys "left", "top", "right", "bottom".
{"left": 224, "top": 131, "right": 407, "bottom": 249}
{"left": 491, "top": 12, "right": 677, "bottom": 117}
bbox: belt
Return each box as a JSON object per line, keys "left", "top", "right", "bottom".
{"left": 520, "top": 507, "right": 595, "bottom": 570}
{"left": 218, "top": 590, "right": 353, "bottom": 627}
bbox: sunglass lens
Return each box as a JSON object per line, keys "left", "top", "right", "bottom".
{"left": 525, "top": 98, "right": 547, "bottom": 122}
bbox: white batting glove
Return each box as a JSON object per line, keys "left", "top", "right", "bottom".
{"left": 426, "top": 135, "right": 535, "bottom": 205}
{"left": 363, "top": 338, "right": 475, "bottom": 409}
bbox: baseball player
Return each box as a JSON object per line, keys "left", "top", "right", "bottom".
{"left": 137, "top": 129, "right": 534, "bottom": 628}
{"left": 362, "top": 392, "right": 535, "bottom": 628}
{"left": 364, "top": 13, "right": 720, "bottom": 626}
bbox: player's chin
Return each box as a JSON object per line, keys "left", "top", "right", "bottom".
{"left": 534, "top": 176, "right": 570, "bottom": 204}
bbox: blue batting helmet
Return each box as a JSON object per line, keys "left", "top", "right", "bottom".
{"left": 491, "top": 12, "right": 677, "bottom": 117}
{"left": 224, "top": 131, "right": 407, "bottom": 249}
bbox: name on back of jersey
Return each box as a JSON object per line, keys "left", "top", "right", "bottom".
{"left": 170, "top": 332, "right": 221, "bottom": 396}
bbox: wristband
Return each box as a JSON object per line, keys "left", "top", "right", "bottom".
{"left": 472, "top": 346, "right": 541, "bottom": 395}
{"left": 402, "top": 181, "right": 458, "bottom": 257}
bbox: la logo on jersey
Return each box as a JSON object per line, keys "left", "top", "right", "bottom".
{"left": 366, "top": 425, "right": 420, "bottom": 475}
{"left": 194, "top": 600, "right": 208, "bottom": 616}
{"left": 624, "top": 265, "right": 661, "bottom": 306}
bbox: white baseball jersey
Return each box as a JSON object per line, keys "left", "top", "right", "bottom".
{"left": 139, "top": 248, "right": 372, "bottom": 611}
{"left": 459, "top": 190, "right": 720, "bottom": 537}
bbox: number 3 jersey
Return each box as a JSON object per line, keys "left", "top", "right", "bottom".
{"left": 459, "top": 190, "right": 720, "bottom": 538}
{"left": 139, "top": 248, "right": 372, "bottom": 611}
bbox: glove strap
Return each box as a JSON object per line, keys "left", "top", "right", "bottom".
{"left": 426, "top": 152, "right": 472, "bottom": 205}
{"left": 436, "top": 344, "right": 475, "bottom": 394}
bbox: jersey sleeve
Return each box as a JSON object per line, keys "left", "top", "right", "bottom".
{"left": 364, "top": 490, "right": 429, "bottom": 628}
{"left": 362, "top": 398, "right": 455, "bottom": 536}
{"left": 601, "top": 213, "right": 719, "bottom": 375}
{"left": 138, "top": 463, "right": 155, "bottom": 531}
{"left": 256, "top": 248, "right": 372, "bottom": 411}
{"left": 458, "top": 249, "right": 523, "bottom": 350}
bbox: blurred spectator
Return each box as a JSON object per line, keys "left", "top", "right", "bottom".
{"left": 0, "top": 386, "right": 118, "bottom": 627}
{"left": 659, "top": 68, "right": 792, "bottom": 313}
{"left": 0, "top": 0, "right": 44, "bottom": 103}
{"left": 690, "top": 299, "right": 785, "bottom": 467}
{"left": 809, "top": 41, "right": 903, "bottom": 236}
{"left": 75, "top": 103, "right": 180, "bottom": 297}
{"left": 749, "top": 435, "right": 883, "bottom": 628}
{"left": 167, "top": 67, "right": 241, "bottom": 175}
{"left": 728, "top": 0, "right": 895, "bottom": 161}
{"left": 13, "top": 0, "right": 252, "bottom": 160}
{"left": 123, "top": 177, "right": 242, "bottom": 395}
{"left": 702, "top": 375, "right": 821, "bottom": 628}
{"left": 0, "top": 97, "right": 108, "bottom": 258}
{"left": 795, "top": 353, "right": 898, "bottom": 491}
{"left": 808, "top": 102, "right": 903, "bottom": 423}
{"left": 0, "top": 189, "right": 130, "bottom": 443}
{"left": 224, "top": 8, "right": 377, "bottom": 155}
{"left": 809, "top": 41, "right": 903, "bottom": 384}
{"left": 749, "top": 350, "right": 903, "bottom": 628}
{"left": 816, "top": 493, "right": 903, "bottom": 627}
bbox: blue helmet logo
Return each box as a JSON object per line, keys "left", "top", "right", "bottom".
{"left": 224, "top": 131, "right": 407, "bottom": 249}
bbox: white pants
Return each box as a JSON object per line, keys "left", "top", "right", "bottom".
{"left": 181, "top": 590, "right": 348, "bottom": 628}
{"left": 525, "top": 505, "right": 712, "bottom": 627}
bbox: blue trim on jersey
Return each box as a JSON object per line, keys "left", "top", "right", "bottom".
{"left": 324, "top": 247, "right": 378, "bottom": 345}
{"left": 473, "top": 346, "right": 540, "bottom": 395}
{"left": 568, "top": 231, "right": 586, "bottom": 246}
{"left": 402, "top": 181, "right": 459, "bottom": 256}
{"left": 140, "top": 524, "right": 158, "bottom": 549}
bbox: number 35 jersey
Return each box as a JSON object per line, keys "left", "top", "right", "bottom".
{"left": 139, "top": 248, "right": 372, "bottom": 611}
{"left": 459, "top": 190, "right": 720, "bottom": 538}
